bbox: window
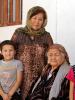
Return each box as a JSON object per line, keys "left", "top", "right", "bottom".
{"left": 0, "top": 0, "right": 22, "bottom": 26}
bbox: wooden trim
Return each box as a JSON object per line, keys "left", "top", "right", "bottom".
{"left": 3, "top": 0, "right": 8, "bottom": 25}
{"left": 15, "top": 0, "right": 21, "bottom": 23}
{"left": 0, "top": 0, "right": 22, "bottom": 26}
{"left": 0, "top": 0, "right": 3, "bottom": 26}
{"left": 9, "top": 0, "right": 13, "bottom": 23}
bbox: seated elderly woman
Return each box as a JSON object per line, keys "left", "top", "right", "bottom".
{"left": 26, "top": 44, "right": 71, "bottom": 100}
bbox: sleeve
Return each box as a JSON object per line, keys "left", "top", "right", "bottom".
{"left": 11, "top": 28, "right": 21, "bottom": 43}
{"left": 46, "top": 32, "right": 53, "bottom": 47}
{"left": 17, "top": 60, "right": 23, "bottom": 72}
{"left": 66, "top": 68, "right": 74, "bottom": 82}
{"left": 11, "top": 27, "right": 24, "bottom": 43}
{"left": 11, "top": 28, "right": 24, "bottom": 57}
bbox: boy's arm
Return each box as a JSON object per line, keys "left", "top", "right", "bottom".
{"left": 69, "top": 81, "right": 74, "bottom": 100}
{"left": 0, "top": 85, "right": 4, "bottom": 96}
{"left": 0, "top": 85, "right": 9, "bottom": 100}
{"left": 8, "top": 71, "right": 23, "bottom": 98}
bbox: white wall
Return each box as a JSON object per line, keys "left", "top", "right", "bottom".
{"left": 57, "top": 0, "right": 75, "bottom": 65}
{"left": 0, "top": 0, "right": 75, "bottom": 65}
{"left": 0, "top": 0, "right": 56, "bottom": 42}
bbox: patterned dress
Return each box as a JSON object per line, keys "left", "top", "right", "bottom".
{"left": 11, "top": 28, "right": 53, "bottom": 99}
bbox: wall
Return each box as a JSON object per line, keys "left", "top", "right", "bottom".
{"left": 0, "top": 0, "right": 56, "bottom": 42}
{"left": 57, "top": 0, "right": 75, "bottom": 65}
{"left": 0, "top": 0, "right": 75, "bottom": 65}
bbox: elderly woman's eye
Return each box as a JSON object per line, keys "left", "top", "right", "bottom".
{"left": 55, "top": 54, "right": 60, "bottom": 56}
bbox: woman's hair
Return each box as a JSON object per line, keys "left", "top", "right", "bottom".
{"left": 26, "top": 6, "right": 47, "bottom": 27}
{"left": 47, "top": 44, "right": 70, "bottom": 64}
{"left": 0, "top": 40, "right": 16, "bottom": 51}
{"left": 28, "top": 6, "right": 47, "bottom": 20}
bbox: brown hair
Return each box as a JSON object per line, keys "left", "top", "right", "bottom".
{"left": 0, "top": 40, "right": 16, "bottom": 51}
{"left": 47, "top": 44, "right": 70, "bottom": 64}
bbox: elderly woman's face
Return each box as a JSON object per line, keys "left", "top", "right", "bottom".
{"left": 47, "top": 48, "right": 65, "bottom": 68}
{"left": 30, "top": 13, "right": 44, "bottom": 30}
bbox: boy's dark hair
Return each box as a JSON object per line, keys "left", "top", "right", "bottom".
{"left": 0, "top": 40, "right": 16, "bottom": 51}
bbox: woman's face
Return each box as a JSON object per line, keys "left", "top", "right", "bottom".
{"left": 47, "top": 48, "right": 65, "bottom": 68}
{"left": 30, "top": 13, "right": 44, "bottom": 30}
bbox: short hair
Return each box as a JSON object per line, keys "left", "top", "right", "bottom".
{"left": 0, "top": 40, "right": 16, "bottom": 51}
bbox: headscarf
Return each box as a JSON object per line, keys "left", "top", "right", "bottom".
{"left": 24, "top": 6, "right": 47, "bottom": 35}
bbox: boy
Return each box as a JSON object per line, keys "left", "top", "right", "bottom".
{"left": 0, "top": 40, "right": 23, "bottom": 100}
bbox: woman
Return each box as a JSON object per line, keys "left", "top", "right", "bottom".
{"left": 26, "top": 44, "right": 71, "bottom": 100}
{"left": 66, "top": 65, "right": 75, "bottom": 100}
{"left": 11, "top": 6, "right": 53, "bottom": 99}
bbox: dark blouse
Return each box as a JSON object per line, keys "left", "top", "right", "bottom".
{"left": 26, "top": 65, "right": 69, "bottom": 100}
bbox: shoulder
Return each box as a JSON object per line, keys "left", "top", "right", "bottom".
{"left": 12, "top": 27, "right": 26, "bottom": 39}
{"left": 44, "top": 31, "right": 50, "bottom": 35}
{"left": 14, "top": 27, "right": 25, "bottom": 34}
{"left": 0, "top": 60, "right": 2, "bottom": 63}
{"left": 43, "top": 31, "right": 53, "bottom": 44}
{"left": 13, "top": 59, "right": 23, "bottom": 64}
{"left": 13, "top": 60, "right": 23, "bottom": 70}
{"left": 66, "top": 67, "right": 74, "bottom": 81}
{"left": 44, "top": 31, "right": 53, "bottom": 39}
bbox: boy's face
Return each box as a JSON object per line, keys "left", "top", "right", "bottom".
{"left": 1, "top": 44, "right": 15, "bottom": 61}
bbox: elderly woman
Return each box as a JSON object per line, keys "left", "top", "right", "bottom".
{"left": 26, "top": 44, "right": 71, "bottom": 100}
{"left": 11, "top": 6, "right": 53, "bottom": 99}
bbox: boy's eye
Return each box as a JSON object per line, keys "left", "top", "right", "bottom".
{"left": 3, "top": 49, "right": 14, "bottom": 52}
{"left": 4, "top": 50, "right": 7, "bottom": 52}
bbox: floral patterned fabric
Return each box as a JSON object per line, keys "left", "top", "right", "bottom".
{"left": 11, "top": 28, "right": 53, "bottom": 99}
